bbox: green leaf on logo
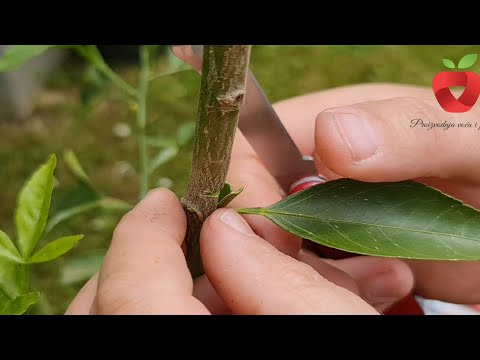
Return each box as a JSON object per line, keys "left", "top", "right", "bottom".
{"left": 442, "top": 58, "right": 456, "bottom": 69}
{"left": 458, "top": 54, "right": 478, "bottom": 69}
{"left": 28, "top": 235, "right": 83, "bottom": 264}
{"left": 238, "top": 179, "right": 480, "bottom": 260}
{"left": 0, "top": 45, "right": 57, "bottom": 72}
{"left": 0, "top": 292, "right": 40, "bottom": 315}
{"left": 15, "top": 154, "right": 57, "bottom": 259}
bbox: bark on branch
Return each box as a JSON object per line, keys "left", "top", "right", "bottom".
{"left": 182, "top": 45, "right": 252, "bottom": 277}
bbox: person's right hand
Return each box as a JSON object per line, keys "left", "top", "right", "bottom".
{"left": 227, "top": 82, "right": 480, "bottom": 305}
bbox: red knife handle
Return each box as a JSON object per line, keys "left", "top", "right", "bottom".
{"left": 289, "top": 176, "right": 424, "bottom": 315}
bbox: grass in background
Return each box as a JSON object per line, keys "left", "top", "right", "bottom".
{"left": 1, "top": 45, "right": 479, "bottom": 314}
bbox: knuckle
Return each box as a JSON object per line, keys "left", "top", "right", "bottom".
{"left": 94, "top": 278, "right": 141, "bottom": 315}
{"left": 398, "top": 96, "right": 444, "bottom": 125}
{"left": 273, "top": 260, "right": 351, "bottom": 313}
{"left": 279, "top": 261, "right": 324, "bottom": 293}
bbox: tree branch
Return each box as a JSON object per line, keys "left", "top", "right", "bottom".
{"left": 182, "top": 45, "right": 252, "bottom": 277}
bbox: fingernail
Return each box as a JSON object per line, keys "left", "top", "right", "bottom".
{"left": 324, "top": 112, "right": 379, "bottom": 162}
{"left": 219, "top": 209, "right": 255, "bottom": 236}
{"left": 364, "top": 272, "right": 403, "bottom": 306}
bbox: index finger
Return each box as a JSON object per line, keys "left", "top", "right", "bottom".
{"left": 227, "top": 130, "right": 302, "bottom": 257}
{"left": 92, "top": 189, "right": 209, "bottom": 314}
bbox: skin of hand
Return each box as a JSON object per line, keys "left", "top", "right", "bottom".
{"left": 66, "top": 189, "right": 378, "bottom": 315}
{"left": 227, "top": 82, "right": 480, "bottom": 304}
{"left": 67, "top": 81, "right": 480, "bottom": 314}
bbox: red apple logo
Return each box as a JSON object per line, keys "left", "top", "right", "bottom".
{"left": 432, "top": 54, "right": 480, "bottom": 113}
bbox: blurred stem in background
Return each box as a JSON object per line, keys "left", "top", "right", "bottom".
{"left": 137, "top": 46, "right": 150, "bottom": 199}
{"left": 74, "top": 45, "right": 155, "bottom": 200}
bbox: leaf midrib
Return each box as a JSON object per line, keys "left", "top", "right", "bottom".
{"left": 248, "top": 208, "right": 480, "bottom": 242}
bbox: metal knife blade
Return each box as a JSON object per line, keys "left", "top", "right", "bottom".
{"left": 171, "top": 45, "right": 320, "bottom": 193}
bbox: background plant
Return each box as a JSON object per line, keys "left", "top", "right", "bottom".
{"left": 0, "top": 155, "right": 82, "bottom": 314}
{"left": 2, "top": 45, "right": 480, "bottom": 314}
{"left": 0, "top": 45, "right": 195, "bottom": 313}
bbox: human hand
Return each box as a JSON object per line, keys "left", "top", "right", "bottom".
{"left": 66, "top": 189, "right": 386, "bottom": 314}
{"left": 252, "top": 82, "right": 480, "bottom": 304}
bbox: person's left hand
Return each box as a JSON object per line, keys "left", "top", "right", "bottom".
{"left": 66, "top": 188, "right": 412, "bottom": 315}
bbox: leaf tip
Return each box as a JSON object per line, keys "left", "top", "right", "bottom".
{"left": 48, "top": 153, "right": 57, "bottom": 169}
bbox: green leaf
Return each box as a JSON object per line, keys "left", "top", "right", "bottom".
{"left": 442, "top": 58, "right": 455, "bottom": 69}
{"left": 0, "top": 229, "right": 21, "bottom": 262}
{"left": 28, "top": 235, "right": 83, "bottom": 264}
{"left": 219, "top": 182, "right": 233, "bottom": 200}
{"left": 46, "top": 201, "right": 101, "bottom": 233}
{"left": 46, "top": 180, "right": 102, "bottom": 233}
{"left": 0, "top": 292, "right": 40, "bottom": 315}
{"left": 0, "top": 257, "right": 29, "bottom": 299}
{"left": 146, "top": 135, "right": 177, "bottom": 148}
{"left": 63, "top": 150, "right": 91, "bottom": 184}
{"left": 238, "top": 179, "right": 480, "bottom": 260}
{"left": 149, "top": 147, "right": 179, "bottom": 174}
{"left": 458, "top": 54, "right": 478, "bottom": 69}
{"left": 60, "top": 250, "right": 106, "bottom": 285}
{"left": 217, "top": 183, "right": 244, "bottom": 208}
{"left": 54, "top": 181, "right": 101, "bottom": 212}
{"left": 0, "top": 287, "right": 10, "bottom": 304}
{"left": 15, "top": 154, "right": 57, "bottom": 259}
{"left": 176, "top": 122, "right": 196, "bottom": 147}
{"left": 0, "top": 45, "right": 57, "bottom": 72}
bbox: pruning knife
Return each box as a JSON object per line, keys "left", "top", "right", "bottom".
{"left": 171, "top": 45, "right": 425, "bottom": 315}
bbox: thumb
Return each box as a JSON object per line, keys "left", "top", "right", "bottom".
{"left": 201, "top": 209, "right": 377, "bottom": 315}
{"left": 314, "top": 96, "right": 480, "bottom": 182}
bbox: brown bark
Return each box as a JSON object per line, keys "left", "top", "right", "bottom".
{"left": 182, "top": 45, "right": 252, "bottom": 277}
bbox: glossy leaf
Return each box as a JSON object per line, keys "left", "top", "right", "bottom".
{"left": 15, "top": 154, "right": 57, "bottom": 259}
{"left": 238, "top": 179, "right": 480, "bottom": 260}
{"left": 0, "top": 229, "right": 21, "bottom": 262}
{"left": 28, "top": 235, "right": 83, "bottom": 264}
{"left": 457, "top": 54, "right": 477, "bottom": 69}
{"left": 15, "top": 155, "right": 57, "bottom": 258}
{"left": 442, "top": 58, "right": 455, "bottom": 69}
{"left": 0, "top": 45, "right": 57, "bottom": 72}
{"left": 0, "top": 292, "right": 40, "bottom": 315}
{"left": 0, "top": 257, "right": 29, "bottom": 299}
{"left": 217, "top": 183, "right": 244, "bottom": 208}
{"left": 149, "top": 147, "right": 178, "bottom": 174}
